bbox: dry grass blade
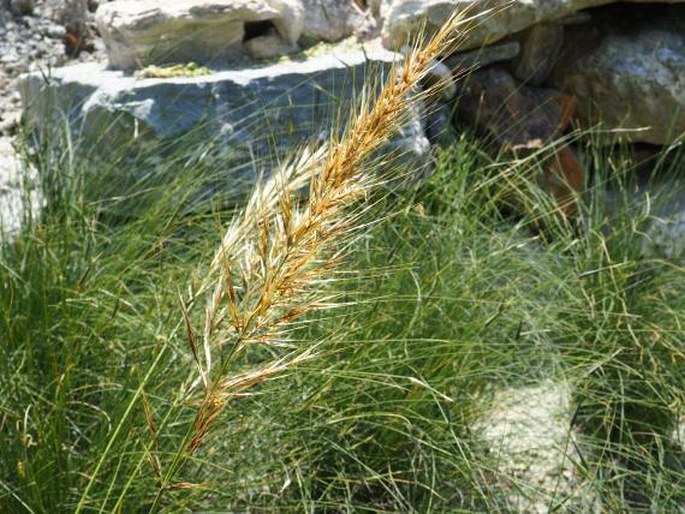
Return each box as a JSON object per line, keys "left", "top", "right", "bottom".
{"left": 141, "top": 391, "right": 162, "bottom": 480}
{"left": 179, "top": 290, "right": 207, "bottom": 388}
{"left": 186, "top": 348, "right": 317, "bottom": 454}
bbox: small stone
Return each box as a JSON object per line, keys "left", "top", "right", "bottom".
{"left": 45, "top": 23, "right": 65, "bottom": 40}
{"left": 22, "top": 15, "right": 36, "bottom": 28}
{"left": 1, "top": 52, "right": 18, "bottom": 64}
{"left": 244, "top": 32, "right": 300, "bottom": 60}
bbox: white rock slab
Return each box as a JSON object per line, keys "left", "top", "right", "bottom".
{"left": 20, "top": 43, "right": 429, "bottom": 184}
{"left": 95, "top": 0, "right": 305, "bottom": 70}
{"left": 0, "top": 137, "right": 40, "bottom": 238}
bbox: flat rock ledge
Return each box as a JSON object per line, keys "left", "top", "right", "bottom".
{"left": 20, "top": 43, "right": 430, "bottom": 178}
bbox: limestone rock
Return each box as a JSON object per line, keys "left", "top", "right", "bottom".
{"left": 95, "top": 0, "right": 305, "bottom": 70}
{"left": 0, "top": 137, "right": 41, "bottom": 238}
{"left": 472, "top": 382, "right": 600, "bottom": 512}
{"left": 301, "top": 0, "right": 375, "bottom": 42}
{"left": 381, "top": 0, "right": 685, "bottom": 53}
{"left": 455, "top": 67, "right": 583, "bottom": 214}
{"left": 244, "top": 30, "right": 299, "bottom": 59}
{"left": 20, "top": 43, "right": 429, "bottom": 182}
{"left": 512, "top": 23, "right": 564, "bottom": 86}
{"left": 551, "top": 5, "right": 685, "bottom": 145}
{"left": 444, "top": 41, "right": 520, "bottom": 74}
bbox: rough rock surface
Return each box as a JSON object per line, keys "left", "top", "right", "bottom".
{"left": 473, "top": 382, "right": 599, "bottom": 513}
{"left": 21, "top": 43, "right": 429, "bottom": 173}
{"left": 301, "top": 0, "right": 375, "bottom": 42}
{"left": 551, "top": 5, "right": 685, "bottom": 145}
{"left": 0, "top": 137, "right": 40, "bottom": 237}
{"left": 456, "top": 68, "right": 574, "bottom": 148}
{"left": 455, "top": 67, "right": 583, "bottom": 214}
{"left": 444, "top": 41, "right": 520, "bottom": 74}
{"left": 512, "top": 23, "right": 564, "bottom": 86}
{"left": 381, "top": 0, "right": 685, "bottom": 52}
{"left": 95, "top": 0, "right": 305, "bottom": 70}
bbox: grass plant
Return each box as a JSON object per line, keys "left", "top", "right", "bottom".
{"left": 1, "top": 10, "right": 684, "bottom": 514}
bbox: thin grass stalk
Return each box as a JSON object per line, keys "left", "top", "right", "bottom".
{"left": 148, "top": 7, "right": 498, "bottom": 510}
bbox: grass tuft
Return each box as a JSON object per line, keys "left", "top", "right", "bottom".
{"left": 1, "top": 7, "right": 683, "bottom": 513}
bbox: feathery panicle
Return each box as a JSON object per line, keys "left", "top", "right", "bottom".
{"left": 186, "top": 347, "right": 317, "bottom": 454}
{"left": 151, "top": 7, "right": 490, "bottom": 505}
{"left": 185, "top": 4, "right": 496, "bottom": 438}
{"left": 198, "top": 7, "right": 490, "bottom": 367}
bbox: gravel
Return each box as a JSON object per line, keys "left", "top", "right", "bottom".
{"left": 0, "top": 0, "right": 106, "bottom": 234}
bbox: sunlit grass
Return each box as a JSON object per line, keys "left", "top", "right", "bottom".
{"left": 1, "top": 31, "right": 684, "bottom": 514}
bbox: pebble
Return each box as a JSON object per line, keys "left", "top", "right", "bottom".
{"left": 0, "top": 0, "right": 107, "bottom": 136}
{"left": 45, "top": 23, "right": 65, "bottom": 39}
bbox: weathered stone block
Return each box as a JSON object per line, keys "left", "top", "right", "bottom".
{"left": 95, "top": 0, "right": 305, "bottom": 70}
{"left": 20, "top": 44, "right": 429, "bottom": 182}
{"left": 551, "top": 5, "right": 685, "bottom": 144}
{"left": 381, "top": 0, "right": 685, "bottom": 53}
